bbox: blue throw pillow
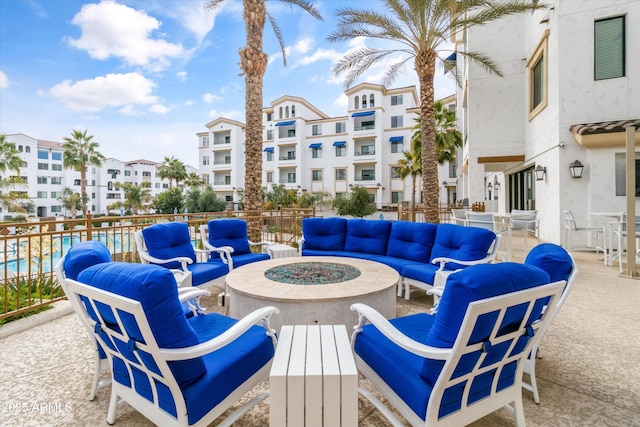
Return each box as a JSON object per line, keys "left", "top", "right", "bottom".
{"left": 78, "top": 262, "right": 206, "bottom": 389}
{"left": 525, "top": 243, "right": 573, "bottom": 283}
{"left": 420, "top": 263, "right": 550, "bottom": 385}
{"left": 208, "top": 219, "right": 251, "bottom": 255}
{"left": 142, "top": 222, "right": 196, "bottom": 269}
{"left": 302, "top": 217, "right": 347, "bottom": 251}
{"left": 344, "top": 219, "right": 392, "bottom": 255}
{"left": 63, "top": 240, "right": 112, "bottom": 280}
{"left": 386, "top": 221, "right": 437, "bottom": 262}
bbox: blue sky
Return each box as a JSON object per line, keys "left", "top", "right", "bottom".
{"left": 0, "top": 0, "right": 455, "bottom": 167}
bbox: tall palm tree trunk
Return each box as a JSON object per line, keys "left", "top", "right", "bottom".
{"left": 80, "top": 169, "right": 88, "bottom": 217}
{"left": 242, "top": 0, "right": 267, "bottom": 241}
{"left": 416, "top": 50, "right": 439, "bottom": 224}
{"left": 411, "top": 173, "right": 417, "bottom": 222}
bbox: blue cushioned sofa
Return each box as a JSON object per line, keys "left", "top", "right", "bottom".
{"left": 300, "top": 218, "right": 501, "bottom": 300}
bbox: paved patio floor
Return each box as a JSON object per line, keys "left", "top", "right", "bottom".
{"left": 1, "top": 236, "right": 639, "bottom": 426}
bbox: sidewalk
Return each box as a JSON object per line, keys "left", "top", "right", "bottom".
{"left": 1, "top": 236, "right": 639, "bottom": 426}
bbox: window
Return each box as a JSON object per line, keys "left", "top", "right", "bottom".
{"left": 37, "top": 191, "right": 47, "bottom": 198}
{"left": 335, "top": 192, "right": 345, "bottom": 200}
{"left": 52, "top": 152, "right": 62, "bottom": 161}
{"left": 37, "top": 150, "right": 48, "bottom": 159}
{"left": 18, "top": 145, "right": 23, "bottom": 152}
{"left": 142, "top": 171, "right": 151, "bottom": 178}
{"left": 287, "top": 172, "right": 296, "bottom": 183}
{"left": 285, "top": 106, "right": 290, "bottom": 118}
{"left": 225, "top": 195, "right": 233, "bottom": 202}
{"left": 225, "top": 176, "right": 231, "bottom": 185}
{"left": 391, "top": 95, "right": 403, "bottom": 106}
{"left": 74, "top": 179, "right": 81, "bottom": 186}
{"left": 202, "top": 135, "right": 209, "bottom": 146}
{"left": 526, "top": 29, "right": 548, "bottom": 120}
{"left": 391, "top": 115, "right": 403, "bottom": 128}
{"left": 449, "top": 162, "right": 457, "bottom": 178}
{"left": 614, "top": 152, "right": 640, "bottom": 196}
{"left": 336, "top": 122, "right": 346, "bottom": 133}
{"left": 369, "top": 94, "right": 375, "bottom": 107}
{"left": 52, "top": 164, "right": 62, "bottom": 171}
{"left": 25, "top": 146, "right": 30, "bottom": 153}
{"left": 108, "top": 182, "right": 113, "bottom": 191}
{"left": 267, "top": 172, "right": 274, "bottom": 183}
{"left": 267, "top": 151, "right": 274, "bottom": 161}
{"left": 335, "top": 168, "right": 346, "bottom": 181}
{"left": 50, "top": 192, "right": 62, "bottom": 199}
{"left": 391, "top": 141, "right": 403, "bottom": 153}
{"left": 125, "top": 170, "right": 131, "bottom": 176}
{"left": 360, "top": 145, "right": 375, "bottom": 155}
{"left": 291, "top": 105, "right": 295, "bottom": 116}
{"left": 392, "top": 191, "right": 403, "bottom": 203}
{"left": 155, "top": 183, "right": 160, "bottom": 188}
{"left": 335, "top": 146, "right": 346, "bottom": 157}
{"left": 267, "top": 112, "right": 273, "bottom": 121}
{"left": 202, "top": 155, "right": 209, "bottom": 166}
{"left": 391, "top": 166, "right": 401, "bottom": 179}
{"left": 361, "top": 169, "right": 375, "bottom": 181}
{"left": 266, "top": 130, "right": 273, "bottom": 141}
{"left": 37, "top": 176, "right": 48, "bottom": 184}
{"left": 312, "top": 170, "right": 323, "bottom": 181}
{"left": 51, "top": 177, "right": 62, "bottom": 185}
{"left": 38, "top": 163, "right": 49, "bottom": 170}
{"left": 163, "top": 183, "right": 169, "bottom": 189}
{"left": 595, "top": 16, "right": 625, "bottom": 80}
{"left": 312, "top": 147, "right": 322, "bottom": 159}
{"left": 312, "top": 124, "right": 322, "bottom": 136}
{"left": 355, "top": 96, "right": 359, "bottom": 109}
{"left": 279, "top": 107, "right": 283, "bottom": 118}
{"left": 51, "top": 206, "right": 62, "bottom": 213}
{"left": 362, "top": 95, "right": 367, "bottom": 108}
{"left": 367, "top": 192, "right": 375, "bottom": 203}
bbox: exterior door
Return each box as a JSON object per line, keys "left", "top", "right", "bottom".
{"left": 509, "top": 166, "right": 536, "bottom": 211}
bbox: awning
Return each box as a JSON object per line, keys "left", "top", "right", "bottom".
{"left": 263, "top": 147, "right": 274, "bottom": 152}
{"left": 351, "top": 111, "right": 375, "bottom": 117}
{"left": 445, "top": 52, "right": 456, "bottom": 62}
{"left": 389, "top": 136, "right": 404, "bottom": 142}
{"left": 570, "top": 119, "right": 640, "bottom": 147}
{"left": 309, "top": 143, "right": 322, "bottom": 149}
{"left": 275, "top": 120, "right": 295, "bottom": 126}
{"left": 333, "top": 141, "right": 346, "bottom": 147}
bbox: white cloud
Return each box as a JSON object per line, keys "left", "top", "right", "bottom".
{"left": 0, "top": 70, "right": 8, "bottom": 89}
{"left": 149, "top": 104, "right": 170, "bottom": 114}
{"left": 184, "top": 100, "right": 194, "bottom": 106}
{"left": 66, "top": 1, "right": 187, "bottom": 71}
{"left": 119, "top": 105, "right": 141, "bottom": 116}
{"left": 46, "top": 73, "right": 158, "bottom": 112}
{"left": 208, "top": 108, "right": 243, "bottom": 121}
{"left": 203, "top": 92, "right": 222, "bottom": 104}
{"left": 333, "top": 93, "right": 348, "bottom": 110}
{"left": 161, "top": 0, "right": 218, "bottom": 43}
{"left": 176, "top": 71, "right": 187, "bottom": 81}
{"left": 299, "top": 48, "right": 341, "bottom": 66}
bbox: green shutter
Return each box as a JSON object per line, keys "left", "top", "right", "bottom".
{"left": 595, "top": 16, "right": 625, "bottom": 80}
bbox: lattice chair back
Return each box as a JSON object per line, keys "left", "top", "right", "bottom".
{"left": 67, "top": 262, "right": 278, "bottom": 426}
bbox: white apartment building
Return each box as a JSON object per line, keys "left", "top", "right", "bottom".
{"left": 199, "top": 83, "right": 456, "bottom": 208}
{"left": 455, "top": 0, "right": 639, "bottom": 244}
{"left": 1, "top": 133, "right": 196, "bottom": 220}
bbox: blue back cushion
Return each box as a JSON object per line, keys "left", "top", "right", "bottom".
{"left": 142, "top": 222, "right": 195, "bottom": 269}
{"left": 302, "top": 217, "right": 347, "bottom": 252}
{"left": 344, "top": 219, "right": 392, "bottom": 255}
{"left": 386, "top": 221, "right": 437, "bottom": 262}
{"left": 430, "top": 224, "right": 495, "bottom": 269}
{"left": 78, "top": 262, "right": 206, "bottom": 389}
{"left": 419, "top": 263, "right": 550, "bottom": 385}
{"left": 207, "top": 219, "right": 251, "bottom": 255}
{"left": 525, "top": 243, "right": 573, "bottom": 283}
{"left": 63, "top": 240, "right": 112, "bottom": 280}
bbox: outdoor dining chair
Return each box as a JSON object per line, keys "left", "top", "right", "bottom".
{"left": 64, "top": 261, "right": 279, "bottom": 426}
{"left": 562, "top": 209, "right": 603, "bottom": 255}
{"left": 350, "top": 262, "right": 564, "bottom": 426}
{"left": 199, "top": 219, "right": 271, "bottom": 271}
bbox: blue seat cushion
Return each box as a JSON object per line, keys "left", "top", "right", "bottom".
{"left": 207, "top": 219, "right": 251, "bottom": 255}
{"left": 63, "top": 240, "right": 112, "bottom": 280}
{"left": 420, "top": 263, "right": 550, "bottom": 392}
{"left": 302, "top": 217, "right": 347, "bottom": 252}
{"left": 525, "top": 243, "right": 573, "bottom": 283}
{"left": 301, "top": 249, "right": 337, "bottom": 257}
{"left": 187, "top": 262, "right": 228, "bottom": 287}
{"left": 344, "top": 219, "right": 392, "bottom": 255}
{"left": 142, "top": 223, "right": 196, "bottom": 270}
{"left": 368, "top": 255, "right": 425, "bottom": 274}
{"left": 354, "top": 313, "right": 437, "bottom": 420}
{"left": 77, "top": 262, "right": 206, "bottom": 390}
{"left": 156, "top": 313, "right": 275, "bottom": 424}
{"left": 209, "top": 252, "right": 270, "bottom": 268}
{"left": 401, "top": 263, "right": 440, "bottom": 285}
{"left": 430, "top": 224, "right": 495, "bottom": 270}
{"left": 386, "top": 221, "right": 437, "bottom": 263}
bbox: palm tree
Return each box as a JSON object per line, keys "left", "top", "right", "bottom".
{"left": 206, "top": 0, "right": 322, "bottom": 241}
{"left": 397, "top": 145, "right": 422, "bottom": 220}
{"left": 328, "top": 0, "right": 543, "bottom": 223}
{"left": 121, "top": 182, "right": 152, "bottom": 215}
{"left": 184, "top": 172, "right": 203, "bottom": 189}
{"left": 62, "top": 129, "right": 106, "bottom": 218}
{"left": 58, "top": 187, "right": 82, "bottom": 218}
{"left": 413, "top": 101, "right": 463, "bottom": 165}
{"left": 157, "top": 156, "right": 187, "bottom": 188}
{"left": 0, "top": 134, "right": 29, "bottom": 214}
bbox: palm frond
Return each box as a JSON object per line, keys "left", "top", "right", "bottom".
{"left": 457, "top": 50, "right": 503, "bottom": 77}
{"left": 204, "top": 0, "right": 225, "bottom": 11}
{"left": 277, "top": 0, "right": 323, "bottom": 21}
{"left": 266, "top": 11, "right": 287, "bottom": 66}
{"left": 382, "top": 57, "right": 411, "bottom": 88}
{"left": 454, "top": 0, "right": 546, "bottom": 27}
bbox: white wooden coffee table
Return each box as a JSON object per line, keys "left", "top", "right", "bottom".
{"left": 270, "top": 324, "right": 358, "bottom": 426}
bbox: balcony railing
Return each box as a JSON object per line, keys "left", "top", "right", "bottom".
{"left": 355, "top": 150, "right": 375, "bottom": 156}
{"left": 213, "top": 181, "right": 232, "bottom": 185}
{"left": 213, "top": 160, "right": 231, "bottom": 165}
{"left": 355, "top": 176, "right": 376, "bottom": 181}
{"left": 354, "top": 124, "right": 375, "bottom": 131}
{"left": 279, "top": 155, "right": 296, "bottom": 160}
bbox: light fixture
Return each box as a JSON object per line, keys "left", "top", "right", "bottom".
{"left": 376, "top": 182, "right": 381, "bottom": 187}
{"left": 494, "top": 181, "right": 500, "bottom": 191}
{"left": 569, "top": 160, "right": 584, "bottom": 178}
{"left": 534, "top": 165, "right": 546, "bottom": 181}
{"left": 487, "top": 182, "right": 493, "bottom": 190}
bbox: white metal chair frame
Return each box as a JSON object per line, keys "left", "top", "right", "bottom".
{"left": 510, "top": 210, "right": 541, "bottom": 251}
{"left": 134, "top": 229, "right": 230, "bottom": 289}
{"left": 351, "top": 281, "right": 565, "bottom": 427}
{"left": 611, "top": 214, "right": 640, "bottom": 273}
{"left": 450, "top": 209, "right": 468, "bottom": 226}
{"left": 562, "top": 209, "right": 603, "bottom": 254}
{"left": 199, "top": 224, "right": 271, "bottom": 271}
{"left": 54, "top": 256, "right": 210, "bottom": 401}
{"left": 64, "top": 277, "right": 279, "bottom": 427}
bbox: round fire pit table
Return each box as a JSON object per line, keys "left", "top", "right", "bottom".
{"left": 225, "top": 256, "right": 398, "bottom": 332}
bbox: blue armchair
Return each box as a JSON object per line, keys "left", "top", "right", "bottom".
{"left": 350, "top": 263, "right": 564, "bottom": 426}
{"left": 200, "top": 219, "right": 270, "bottom": 270}
{"left": 66, "top": 261, "right": 279, "bottom": 426}
{"left": 135, "top": 222, "right": 229, "bottom": 289}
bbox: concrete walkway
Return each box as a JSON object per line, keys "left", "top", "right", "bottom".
{"left": 1, "top": 236, "right": 639, "bottom": 426}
